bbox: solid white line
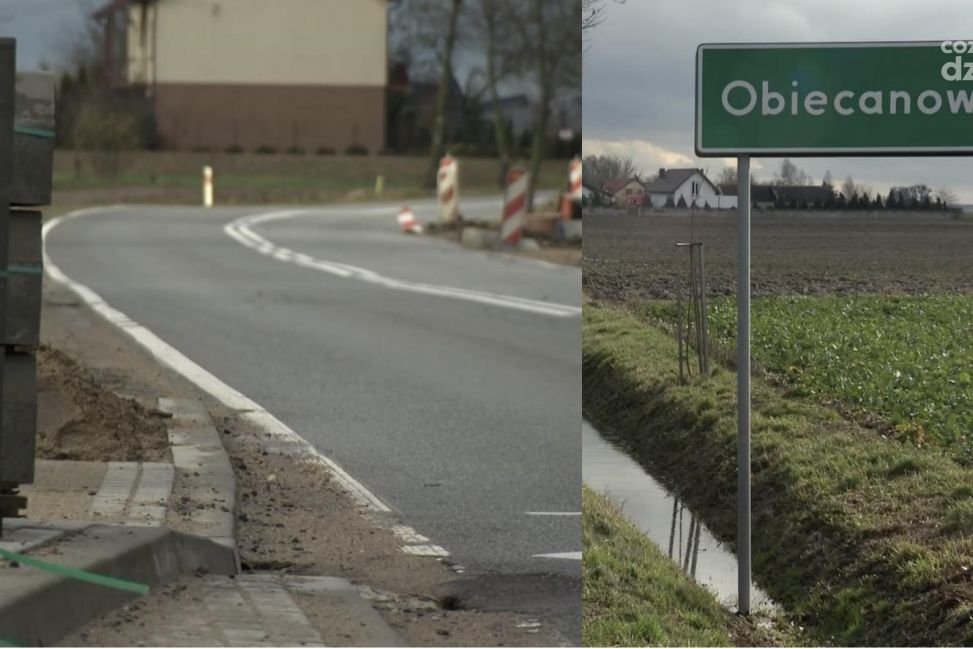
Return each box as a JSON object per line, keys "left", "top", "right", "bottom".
{"left": 224, "top": 209, "right": 581, "bottom": 318}
{"left": 43, "top": 208, "right": 391, "bottom": 515}
{"left": 525, "top": 511, "right": 581, "bottom": 516}
{"left": 532, "top": 551, "right": 582, "bottom": 560}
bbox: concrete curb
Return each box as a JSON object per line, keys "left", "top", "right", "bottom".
{"left": 0, "top": 521, "right": 236, "bottom": 646}
{"left": 158, "top": 397, "right": 240, "bottom": 565}
{"left": 0, "top": 395, "right": 242, "bottom": 646}
{"left": 285, "top": 576, "right": 407, "bottom": 647}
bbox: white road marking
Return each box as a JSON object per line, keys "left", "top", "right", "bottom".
{"left": 224, "top": 209, "right": 582, "bottom": 318}
{"left": 525, "top": 511, "right": 581, "bottom": 516}
{"left": 532, "top": 551, "right": 582, "bottom": 560}
{"left": 44, "top": 209, "right": 392, "bottom": 517}
{"left": 391, "top": 524, "right": 429, "bottom": 544}
{"left": 402, "top": 544, "right": 450, "bottom": 557}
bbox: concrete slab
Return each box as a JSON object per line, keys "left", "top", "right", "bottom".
{"left": 21, "top": 460, "right": 106, "bottom": 523}
{"left": 0, "top": 520, "right": 236, "bottom": 646}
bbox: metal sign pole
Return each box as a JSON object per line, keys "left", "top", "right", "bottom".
{"left": 736, "top": 156, "right": 752, "bottom": 615}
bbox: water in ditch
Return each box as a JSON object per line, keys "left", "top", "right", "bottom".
{"left": 582, "top": 420, "right": 775, "bottom": 611}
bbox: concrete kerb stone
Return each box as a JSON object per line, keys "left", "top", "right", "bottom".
{"left": 158, "top": 397, "right": 240, "bottom": 567}
{"left": 0, "top": 395, "right": 241, "bottom": 645}
{"left": 283, "top": 576, "right": 407, "bottom": 648}
{"left": 0, "top": 521, "right": 237, "bottom": 646}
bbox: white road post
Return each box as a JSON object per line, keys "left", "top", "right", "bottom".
{"left": 203, "top": 165, "right": 214, "bottom": 208}
{"left": 737, "top": 155, "right": 752, "bottom": 615}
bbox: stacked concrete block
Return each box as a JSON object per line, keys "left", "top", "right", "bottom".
{"left": 12, "top": 71, "right": 55, "bottom": 208}
{"left": 0, "top": 40, "right": 54, "bottom": 528}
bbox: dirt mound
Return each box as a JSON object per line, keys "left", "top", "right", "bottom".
{"left": 36, "top": 346, "right": 170, "bottom": 462}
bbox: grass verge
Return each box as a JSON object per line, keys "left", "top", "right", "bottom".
{"left": 643, "top": 294, "right": 973, "bottom": 460}
{"left": 582, "top": 486, "right": 796, "bottom": 647}
{"left": 583, "top": 301, "right": 973, "bottom": 646}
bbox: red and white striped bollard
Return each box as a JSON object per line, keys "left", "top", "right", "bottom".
{"left": 561, "top": 157, "right": 581, "bottom": 219}
{"left": 502, "top": 167, "right": 529, "bottom": 247}
{"left": 397, "top": 206, "right": 423, "bottom": 234}
{"left": 437, "top": 155, "right": 459, "bottom": 223}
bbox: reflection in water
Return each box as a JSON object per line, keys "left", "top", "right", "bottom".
{"left": 669, "top": 498, "right": 703, "bottom": 578}
{"left": 583, "top": 420, "right": 774, "bottom": 610}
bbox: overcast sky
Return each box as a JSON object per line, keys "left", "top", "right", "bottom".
{"left": 0, "top": 0, "right": 97, "bottom": 72}
{"left": 583, "top": 0, "right": 973, "bottom": 203}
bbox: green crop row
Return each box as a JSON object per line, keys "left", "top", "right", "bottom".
{"left": 698, "top": 294, "right": 973, "bottom": 460}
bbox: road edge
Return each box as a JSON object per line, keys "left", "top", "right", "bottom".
{"left": 42, "top": 207, "right": 393, "bottom": 517}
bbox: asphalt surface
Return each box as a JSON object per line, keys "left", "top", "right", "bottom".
{"left": 45, "top": 196, "right": 581, "bottom": 640}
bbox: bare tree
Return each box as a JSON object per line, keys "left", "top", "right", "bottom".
{"left": 717, "top": 166, "right": 736, "bottom": 186}
{"left": 582, "top": 154, "right": 640, "bottom": 188}
{"left": 473, "top": 0, "right": 523, "bottom": 186}
{"left": 582, "top": 0, "right": 625, "bottom": 50}
{"left": 512, "top": 0, "right": 579, "bottom": 210}
{"left": 774, "top": 158, "right": 811, "bottom": 186}
{"left": 416, "top": 0, "right": 465, "bottom": 189}
{"left": 936, "top": 186, "right": 959, "bottom": 208}
{"left": 841, "top": 175, "right": 857, "bottom": 199}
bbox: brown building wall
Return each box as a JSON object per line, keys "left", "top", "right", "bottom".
{"left": 153, "top": 83, "right": 386, "bottom": 153}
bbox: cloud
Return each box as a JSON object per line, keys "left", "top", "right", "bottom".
{"left": 583, "top": 0, "right": 973, "bottom": 203}
{"left": 583, "top": 138, "right": 765, "bottom": 180}
{"left": 583, "top": 138, "right": 694, "bottom": 173}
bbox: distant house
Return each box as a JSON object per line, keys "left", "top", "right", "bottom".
{"left": 644, "top": 168, "right": 720, "bottom": 208}
{"left": 94, "top": 0, "right": 389, "bottom": 152}
{"left": 719, "top": 184, "right": 834, "bottom": 209}
{"left": 773, "top": 185, "right": 835, "bottom": 208}
{"left": 601, "top": 177, "right": 646, "bottom": 207}
{"left": 719, "top": 184, "right": 775, "bottom": 209}
{"left": 582, "top": 181, "right": 612, "bottom": 206}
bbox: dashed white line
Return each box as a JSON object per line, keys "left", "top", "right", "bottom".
{"left": 533, "top": 551, "right": 582, "bottom": 560}
{"left": 224, "top": 209, "right": 581, "bottom": 318}
{"left": 44, "top": 209, "right": 392, "bottom": 517}
{"left": 525, "top": 511, "right": 581, "bottom": 516}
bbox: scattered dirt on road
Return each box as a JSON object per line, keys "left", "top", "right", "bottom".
{"left": 584, "top": 210, "right": 973, "bottom": 301}
{"left": 36, "top": 346, "right": 170, "bottom": 462}
{"left": 427, "top": 215, "right": 582, "bottom": 268}
{"left": 215, "top": 409, "right": 567, "bottom": 646}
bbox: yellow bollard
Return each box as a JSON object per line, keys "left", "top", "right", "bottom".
{"left": 203, "top": 166, "right": 214, "bottom": 208}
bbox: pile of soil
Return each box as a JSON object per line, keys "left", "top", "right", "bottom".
{"left": 35, "top": 346, "right": 170, "bottom": 462}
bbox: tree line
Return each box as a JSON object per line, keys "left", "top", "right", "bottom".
{"left": 582, "top": 154, "right": 961, "bottom": 210}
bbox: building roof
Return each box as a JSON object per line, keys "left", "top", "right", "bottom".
{"left": 643, "top": 168, "right": 716, "bottom": 194}
{"left": 719, "top": 183, "right": 776, "bottom": 203}
{"left": 774, "top": 185, "right": 834, "bottom": 204}
{"left": 718, "top": 183, "right": 834, "bottom": 204}
{"left": 602, "top": 177, "right": 641, "bottom": 194}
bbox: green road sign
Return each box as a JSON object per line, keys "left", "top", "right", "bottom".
{"left": 696, "top": 42, "right": 973, "bottom": 156}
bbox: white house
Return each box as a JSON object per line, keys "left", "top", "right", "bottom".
{"left": 643, "top": 168, "right": 723, "bottom": 208}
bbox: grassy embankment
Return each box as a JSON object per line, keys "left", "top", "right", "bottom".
{"left": 51, "top": 150, "right": 568, "bottom": 206}
{"left": 582, "top": 486, "right": 799, "bottom": 647}
{"left": 583, "top": 300, "right": 973, "bottom": 646}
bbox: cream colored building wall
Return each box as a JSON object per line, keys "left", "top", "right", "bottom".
{"left": 127, "top": 0, "right": 387, "bottom": 87}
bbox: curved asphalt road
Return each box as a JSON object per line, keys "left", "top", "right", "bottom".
{"left": 45, "top": 196, "right": 581, "bottom": 640}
